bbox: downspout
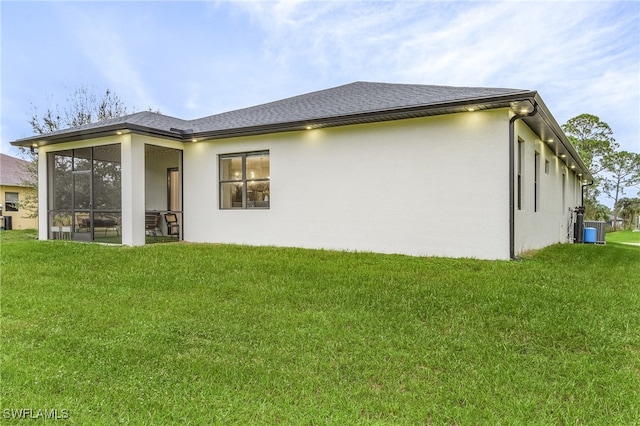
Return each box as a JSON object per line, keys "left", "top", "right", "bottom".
{"left": 508, "top": 102, "right": 538, "bottom": 259}
{"left": 581, "top": 180, "right": 594, "bottom": 207}
{"left": 575, "top": 180, "right": 594, "bottom": 241}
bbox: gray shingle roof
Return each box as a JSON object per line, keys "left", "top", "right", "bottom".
{"left": 0, "top": 153, "right": 32, "bottom": 187}
{"left": 12, "top": 81, "right": 531, "bottom": 144}
{"left": 190, "top": 81, "right": 529, "bottom": 132}
{"left": 8, "top": 81, "right": 591, "bottom": 180}
{"left": 32, "top": 111, "right": 191, "bottom": 139}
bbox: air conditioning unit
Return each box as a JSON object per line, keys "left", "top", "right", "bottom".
{"left": 583, "top": 221, "right": 606, "bottom": 244}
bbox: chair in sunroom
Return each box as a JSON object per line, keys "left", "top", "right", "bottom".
{"left": 145, "top": 213, "right": 162, "bottom": 240}
{"left": 164, "top": 213, "right": 180, "bottom": 238}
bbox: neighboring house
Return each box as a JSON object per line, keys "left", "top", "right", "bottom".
{"left": 0, "top": 153, "right": 37, "bottom": 230}
{"left": 606, "top": 215, "right": 624, "bottom": 229}
{"left": 11, "top": 81, "right": 591, "bottom": 259}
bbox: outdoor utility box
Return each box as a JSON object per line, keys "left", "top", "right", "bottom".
{"left": 584, "top": 227, "right": 597, "bottom": 244}
{"left": 583, "top": 221, "right": 606, "bottom": 244}
{"left": 1, "top": 216, "right": 12, "bottom": 230}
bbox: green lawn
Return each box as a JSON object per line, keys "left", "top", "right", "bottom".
{"left": 606, "top": 229, "right": 640, "bottom": 244}
{"left": 1, "top": 230, "right": 639, "bottom": 424}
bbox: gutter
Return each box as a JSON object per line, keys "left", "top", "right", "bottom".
{"left": 508, "top": 101, "right": 538, "bottom": 260}
{"left": 192, "top": 93, "right": 537, "bottom": 141}
{"left": 11, "top": 123, "right": 185, "bottom": 148}
{"left": 531, "top": 99, "right": 591, "bottom": 181}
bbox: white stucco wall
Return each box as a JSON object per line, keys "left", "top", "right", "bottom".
{"left": 183, "top": 110, "right": 513, "bottom": 259}
{"left": 32, "top": 108, "right": 582, "bottom": 258}
{"left": 143, "top": 145, "right": 182, "bottom": 211}
{"left": 513, "top": 121, "right": 582, "bottom": 254}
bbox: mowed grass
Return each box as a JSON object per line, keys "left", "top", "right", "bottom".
{"left": 607, "top": 229, "right": 640, "bottom": 244}
{"left": 1, "top": 230, "right": 639, "bottom": 424}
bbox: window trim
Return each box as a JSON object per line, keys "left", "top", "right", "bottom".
{"left": 219, "top": 150, "right": 270, "bottom": 210}
{"left": 534, "top": 151, "right": 540, "bottom": 212}
{"left": 517, "top": 138, "right": 524, "bottom": 210}
{"left": 4, "top": 192, "right": 19, "bottom": 212}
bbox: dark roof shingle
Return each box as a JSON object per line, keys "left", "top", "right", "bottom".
{"left": 31, "top": 111, "right": 191, "bottom": 139}
{"left": 190, "top": 81, "right": 529, "bottom": 132}
{"left": 12, "top": 81, "right": 531, "bottom": 144}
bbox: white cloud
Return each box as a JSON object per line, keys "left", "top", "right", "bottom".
{"left": 59, "top": 5, "right": 161, "bottom": 113}
{"left": 228, "top": 0, "right": 639, "bottom": 151}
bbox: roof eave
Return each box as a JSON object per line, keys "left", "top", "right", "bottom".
{"left": 194, "top": 91, "right": 537, "bottom": 140}
{"left": 522, "top": 94, "right": 592, "bottom": 181}
{"left": 0, "top": 182, "right": 33, "bottom": 188}
{"left": 10, "top": 88, "right": 590, "bottom": 181}
{"left": 11, "top": 123, "right": 185, "bottom": 148}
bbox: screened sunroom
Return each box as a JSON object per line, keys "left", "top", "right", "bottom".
{"left": 44, "top": 138, "right": 182, "bottom": 244}
{"left": 48, "top": 144, "right": 122, "bottom": 243}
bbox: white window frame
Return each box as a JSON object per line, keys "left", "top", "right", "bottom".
{"left": 5, "top": 192, "right": 19, "bottom": 212}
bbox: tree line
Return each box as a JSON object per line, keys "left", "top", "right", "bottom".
{"left": 562, "top": 114, "right": 640, "bottom": 230}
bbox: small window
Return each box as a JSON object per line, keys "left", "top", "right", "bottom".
{"left": 544, "top": 159, "right": 550, "bottom": 174}
{"left": 562, "top": 173, "right": 566, "bottom": 212}
{"left": 534, "top": 152, "right": 540, "bottom": 212}
{"left": 219, "top": 151, "right": 270, "bottom": 209}
{"left": 4, "top": 192, "right": 19, "bottom": 212}
{"left": 517, "top": 139, "right": 524, "bottom": 210}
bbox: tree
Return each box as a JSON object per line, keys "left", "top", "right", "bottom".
{"left": 561, "top": 113, "right": 618, "bottom": 174}
{"left": 585, "top": 200, "right": 611, "bottom": 222}
{"left": 615, "top": 197, "right": 640, "bottom": 230}
{"left": 19, "top": 86, "right": 132, "bottom": 218}
{"left": 562, "top": 114, "right": 619, "bottom": 220}
{"left": 601, "top": 151, "right": 640, "bottom": 230}
{"left": 28, "top": 86, "right": 129, "bottom": 135}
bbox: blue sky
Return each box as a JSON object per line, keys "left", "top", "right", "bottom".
{"left": 2, "top": 1, "right": 639, "bottom": 161}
